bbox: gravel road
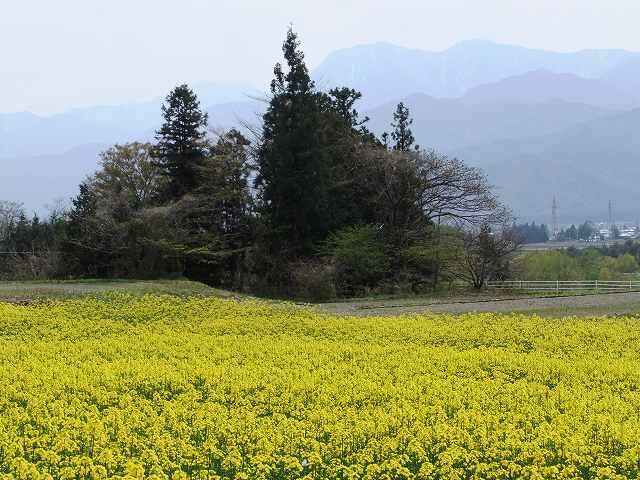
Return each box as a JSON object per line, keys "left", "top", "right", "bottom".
{"left": 320, "top": 291, "right": 640, "bottom": 317}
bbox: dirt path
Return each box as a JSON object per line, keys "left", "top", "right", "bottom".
{"left": 320, "top": 292, "right": 640, "bottom": 317}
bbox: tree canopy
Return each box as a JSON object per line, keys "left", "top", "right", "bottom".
{"left": 2, "top": 27, "right": 517, "bottom": 298}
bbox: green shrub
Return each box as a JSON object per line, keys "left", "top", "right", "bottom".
{"left": 517, "top": 249, "right": 640, "bottom": 281}
{"left": 325, "top": 225, "right": 391, "bottom": 296}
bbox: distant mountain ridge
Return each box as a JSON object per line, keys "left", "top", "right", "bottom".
{"left": 461, "top": 70, "right": 638, "bottom": 110}
{"left": 4, "top": 40, "right": 640, "bottom": 218}
{"left": 314, "top": 40, "right": 640, "bottom": 108}
{"left": 4, "top": 41, "right": 640, "bottom": 160}
{"left": 0, "top": 82, "right": 262, "bottom": 159}
{"left": 365, "top": 68, "right": 635, "bottom": 151}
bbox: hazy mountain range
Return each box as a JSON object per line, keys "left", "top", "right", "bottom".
{"left": 3, "top": 40, "right": 640, "bottom": 223}
{"left": 365, "top": 70, "right": 628, "bottom": 151}
{"left": 314, "top": 40, "right": 640, "bottom": 107}
{"left": 453, "top": 108, "right": 640, "bottom": 223}
{"left": 0, "top": 82, "right": 263, "bottom": 158}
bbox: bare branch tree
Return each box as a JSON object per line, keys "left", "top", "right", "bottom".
{"left": 451, "top": 222, "right": 523, "bottom": 290}
{"left": 359, "top": 147, "right": 509, "bottom": 244}
{"left": 414, "top": 149, "right": 503, "bottom": 226}
{"left": 0, "top": 201, "right": 24, "bottom": 245}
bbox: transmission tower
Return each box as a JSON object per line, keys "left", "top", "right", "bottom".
{"left": 552, "top": 196, "right": 559, "bottom": 240}
{"left": 609, "top": 200, "right": 614, "bottom": 239}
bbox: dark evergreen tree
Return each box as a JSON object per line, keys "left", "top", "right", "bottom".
{"left": 328, "top": 88, "right": 362, "bottom": 126}
{"left": 390, "top": 102, "right": 418, "bottom": 152}
{"left": 66, "top": 183, "right": 97, "bottom": 240}
{"left": 255, "top": 28, "right": 334, "bottom": 259}
{"left": 62, "top": 182, "right": 109, "bottom": 276}
{"left": 155, "top": 84, "right": 208, "bottom": 199}
{"left": 381, "top": 132, "right": 390, "bottom": 148}
{"left": 327, "top": 87, "right": 381, "bottom": 146}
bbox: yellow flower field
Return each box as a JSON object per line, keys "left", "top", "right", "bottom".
{"left": 1, "top": 294, "right": 640, "bottom": 479}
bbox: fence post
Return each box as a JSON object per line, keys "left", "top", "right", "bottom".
{"left": 556, "top": 280, "right": 559, "bottom": 293}
{"left": 595, "top": 280, "right": 598, "bottom": 292}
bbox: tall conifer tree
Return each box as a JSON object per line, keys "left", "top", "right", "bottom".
{"left": 255, "top": 28, "right": 332, "bottom": 258}
{"left": 391, "top": 102, "right": 417, "bottom": 152}
{"left": 155, "top": 84, "right": 208, "bottom": 199}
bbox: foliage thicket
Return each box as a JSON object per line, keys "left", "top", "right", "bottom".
{"left": 556, "top": 221, "right": 598, "bottom": 241}
{"left": 1, "top": 295, "right": 640, "bottom": 479}
{"left": 512, "top": 222, "right": 549, "bottom": 244}
{"left": 0, "top": 28, "right": 513, "bottom": 297}
{"left": 516, "top": 247, "right": 640, "bottom": 280}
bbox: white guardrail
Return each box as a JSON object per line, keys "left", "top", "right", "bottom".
{"left": 487, "top": 280, "right": 640, "bottom": 292}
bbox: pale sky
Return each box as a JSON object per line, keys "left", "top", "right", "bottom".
{"left": 2, "top": 0, "right": 639, "bottom": 114}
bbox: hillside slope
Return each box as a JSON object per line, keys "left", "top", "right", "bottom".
{"left": 453, "top": 109, "right": 640, "bottom": 222}
{"left": 366, "top": 93, "right": 612, "bottom": 151}
{"left": 462, "top": 70, "right": 638, "bottom": 110}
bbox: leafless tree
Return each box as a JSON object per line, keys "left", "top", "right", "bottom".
{"left": 360, "top": 147, "right": 508, "bottom": 245}
{"left": 451, "top": 222, "right": 523, "bottom": 290}
{"left": 414, "top": 149, "right": 503, "bottom": 226}
{"left": 45, "top": 198, "right": 71, "bottom": 222}
{"left": 361, "top": 147, "right": 424, "bottom": 238}
{"left": 0, "top": 201, "right": 24, "bottom": 244}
